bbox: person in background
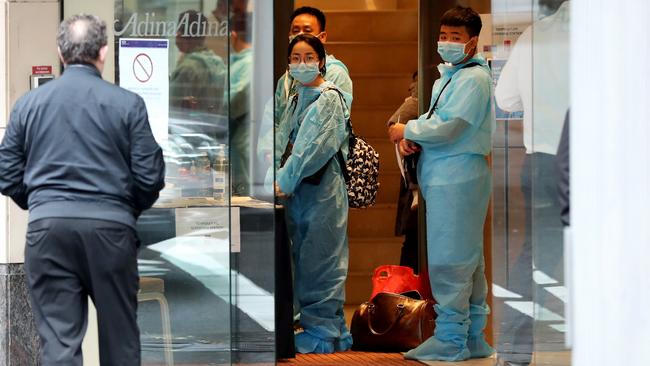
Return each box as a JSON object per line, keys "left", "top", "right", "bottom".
{"left": 275, "top": 34, "right": 352, "bottom": 354}
{"left": 0, "top": 14, "right": 165, "bottom": 364}
{"left": 228, "top": 11, "right": 253, "bottom": 196}
{"left": 387, "top": 71, "right": 420, "bottom": 270}
{"left": 275, "top": 6, "right": 353, "bottom": 124}
{"left": 170, "top": 10, "right": 227, "bottom": 114}
{"left": 389, "top": 6, "right": 495, "bottom": 361}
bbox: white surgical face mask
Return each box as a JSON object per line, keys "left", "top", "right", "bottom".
{"left": 289, "top": 62, "right": 320, "bottom": 84}
{"left": 289, "top": 32, "right": 324, "bottom": 43}
{"left": 437, "top": 40, "right": 470, "bottom": 64}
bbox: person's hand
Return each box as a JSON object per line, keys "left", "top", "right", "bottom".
{"left": 399, "top": 139, "right": 420, "bottom": 156}
{"left": 275, "top": 182, "right": 288, "bottom": 199}
{"left": 388, "top": 123, "right": 406, "bottom": 143}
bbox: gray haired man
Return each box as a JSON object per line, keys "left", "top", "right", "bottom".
{"left": 0, "top": 14, "right": 165, "bottom": 365}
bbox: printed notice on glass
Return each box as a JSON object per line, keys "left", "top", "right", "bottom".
{"left": 175, "top": 207, "right": 241, "bottom": 253}
{"left": 119, "top": 38, "right": 169, "bottom": 143}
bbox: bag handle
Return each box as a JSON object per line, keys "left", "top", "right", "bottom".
{"left": 323, "top": 87, "right": 354, "bottom": 183}
{"left": 426, "top": 62, "right": 481, "bottom": 119}
{"left": 366, "top": 303, "right": 406, "bottom": 336}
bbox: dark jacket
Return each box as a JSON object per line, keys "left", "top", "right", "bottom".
{"left": 556, "top": 110, "right": 570, "bottom": 226}
{"left": 0, "top": 64, "right": 165, "bottom": 228}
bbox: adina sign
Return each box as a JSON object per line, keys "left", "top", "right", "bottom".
{"left": 114, "top": 12, "right": 228, "bottom": 38}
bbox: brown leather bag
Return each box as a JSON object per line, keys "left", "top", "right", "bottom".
{"left": 350, "top": 291, "right": 435, "bottom": 351}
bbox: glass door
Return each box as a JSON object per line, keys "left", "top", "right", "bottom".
{"left": 63, "top": 0, "right": 276, "bottom": 364}
{"left": 491, "top": 0, "right": 571, "bottom": 365}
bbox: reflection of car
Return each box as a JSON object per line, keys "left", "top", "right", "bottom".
{"left": 179, "top": 133, "right": 222, "bottom": 163}
{"left": 160, "top": 135, "right": 213, "bottom": 199}
{"left": 158, "top": 110, "right": 230, "bottom": 200}
{"left": 168, "top": 109, "right": 228, "bottom": 141}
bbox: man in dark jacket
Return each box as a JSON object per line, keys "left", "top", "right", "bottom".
{"left": 0, "top": 14, "right": 165, "bottom": 365}
{"left": 556, "top": 111, "right": 570, "bottom": 227}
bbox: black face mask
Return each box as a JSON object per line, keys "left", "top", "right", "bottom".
{"left": 538, "top": 0, "right": 565, "bottom": 16}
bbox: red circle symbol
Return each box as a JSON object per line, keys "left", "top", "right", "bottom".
{"left": 133, "top": 53, "right": 153, "bottom": 83}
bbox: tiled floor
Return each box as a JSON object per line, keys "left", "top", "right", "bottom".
{"left": 279, "top": 351, "right": 570, "bottom": 366}
{"left": 419, "top": 356, "right": 496, "bottom": 366}
{"left": 279, "top": 351, "right": 424, "bottom": 366}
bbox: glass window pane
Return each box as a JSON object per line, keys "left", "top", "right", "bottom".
{"left": 492, "top": 0, "right": 571, "bottom": 365}
{"left": 63, "top": 1, "right": 276, "bottom": 364}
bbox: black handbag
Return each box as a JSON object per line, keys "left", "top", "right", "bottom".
{"left": 350, "top": 291, "right": 436, "bottom": 352}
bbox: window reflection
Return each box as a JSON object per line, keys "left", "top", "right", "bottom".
{"left": 492, "top": 0, "right": 571, "bottom": 364}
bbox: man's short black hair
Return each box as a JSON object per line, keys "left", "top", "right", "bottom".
{"left": 440, "top": 6, "right": 482, "bottom": 38}
{"left": 232, "top": 12, "right": 251, "bottom": 43}
{"left": 290, "top": 6, "right": 326, "bottom": 32}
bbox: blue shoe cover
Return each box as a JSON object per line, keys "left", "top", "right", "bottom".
{"left": 404, "top": 336, "right": 470, "bottom": 362}
{"left": 468, "top": 335, "right": 495, "bottom": 358}
{"left": 335, "top": 332, "right": 353, "bottom": 352}
{"left": 295, "top": 330, "right": 335, "bottom": 354}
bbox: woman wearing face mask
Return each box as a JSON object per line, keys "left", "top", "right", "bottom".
{"left": 275, "top": 34, "right": 353, "bottom": 354}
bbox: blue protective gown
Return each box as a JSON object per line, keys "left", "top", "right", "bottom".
{"left": 403, "top": 54, "right": 495, "bottom": 361}
{"left": 228, "top": 48, "right": 253, "bottom": 195}
{"left": 170, "top": 47, "right": 227, "bottom": 114}
{"left": 263, "top": 54, "right": 353, "bottom": 195}
{"left": 275, "top": 81, "right": 352, "bottom": 354}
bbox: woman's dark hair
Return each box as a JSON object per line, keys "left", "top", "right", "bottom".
{"left": 440, "top": 6, "right": 482, "bottom": 38}
{"left": 290, "top": 6, "right": 326, "bottom": 32}
{"left": 287, "top": 33, "right": 327, "bottom": 75}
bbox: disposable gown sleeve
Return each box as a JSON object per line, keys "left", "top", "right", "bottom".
{"left": 274, "top": 72, "right": 292, "bottom": 125}
{"left": 326, "top": 65, "right": 354, "bottom": 103}
{"left": 170, "top": 62, "right": 198, "bottom": 109}
{"left": 0, "top": 103, "right": 28, "bottom": 209}
{"left": 276, "top": 91, "right": 347, "bottom": 195}
{"left": 404, "top": 71, "right": 490, "bottom": 146}
{"left": 229, "top": 58, "right": 252, "bottom": 119}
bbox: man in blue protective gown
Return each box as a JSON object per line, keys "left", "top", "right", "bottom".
{"left": 389, "top": 6, "right": 495, "bottom": 362}
{"left": 170, "top": 10, "right": 227, "bottom": 114}
{"left": 228, "top": 12, "right": 253, "bottom": 195}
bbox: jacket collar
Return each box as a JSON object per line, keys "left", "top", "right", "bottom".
{"left": 63, "top": 63, "right": 102, "bottom": 78}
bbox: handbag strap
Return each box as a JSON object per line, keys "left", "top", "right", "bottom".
{"left": 367, "top": 303, "right": 406, "bottom": 336}
{"left": 279, "top": 94, "right": 301, "bottom": 168}
{"left": 322, "top": 87, "right": 353, "bottom": 182}
{"left": 425, "top": 62, "right": 481, "bottom": 119}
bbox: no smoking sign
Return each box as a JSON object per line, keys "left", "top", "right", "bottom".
{"left": 133, "top": 53, "right": 153, "bottom": 83}
{"left": 118, "top": 38, "right": 169, "bottom": 143}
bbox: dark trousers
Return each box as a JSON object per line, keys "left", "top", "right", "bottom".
{"left": 395, "top": 179, "right": 419, "bottom": 272}
{"left": 24, "top": 218, "right": 141, "bottom": 366}
{"left": 498, "top": 153, "right": 564, "bottom": 364}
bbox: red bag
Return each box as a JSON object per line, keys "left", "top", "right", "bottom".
{"left": 370, "top": 265, "right": 434, "bottom": 301}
